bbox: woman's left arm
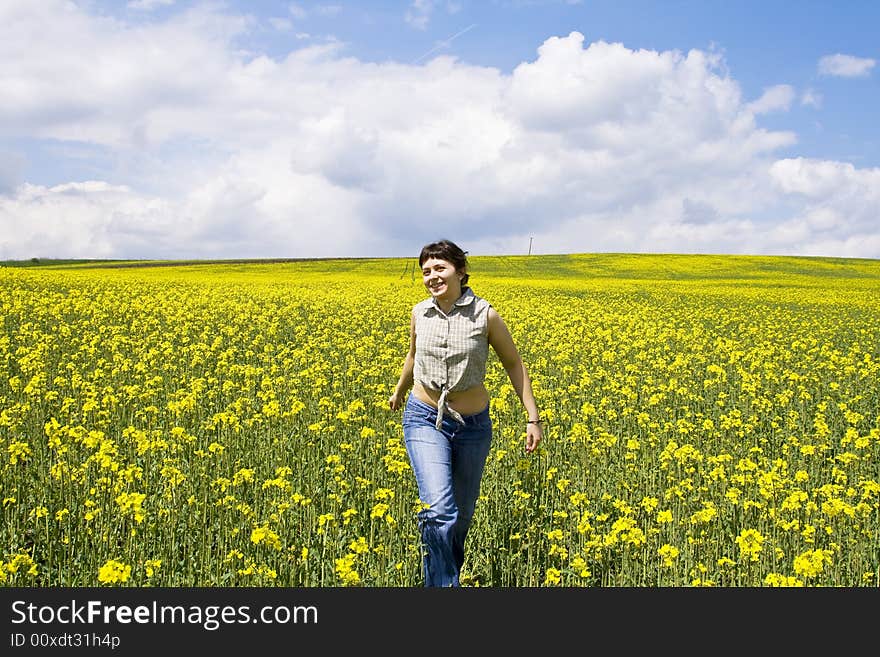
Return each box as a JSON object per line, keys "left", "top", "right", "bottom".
{"left": 487, "top": 307, "right": 543, "bottom": 453}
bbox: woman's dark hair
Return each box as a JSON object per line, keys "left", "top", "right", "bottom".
{"left": 419, "top": 239, "right": 469, "bottom": 286}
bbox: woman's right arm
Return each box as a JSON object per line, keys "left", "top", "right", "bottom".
{"left": 389, "top": 311, "right": 417, "bottom": 411}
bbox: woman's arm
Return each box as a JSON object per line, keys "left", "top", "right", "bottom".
{"left": 389, "top": 311, "right": 417, "bottom": 411}
{"left": 487, "top": 307, "right": 543, "bottom": 453}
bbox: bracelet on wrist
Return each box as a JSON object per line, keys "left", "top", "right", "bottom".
{"left": 527, "top": 419, "right": 542, "bottom": 425}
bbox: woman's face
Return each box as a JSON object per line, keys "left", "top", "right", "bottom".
{"left": 421, "top": 257, "right": 463, "bottom": 300}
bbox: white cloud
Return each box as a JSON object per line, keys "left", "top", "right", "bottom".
{"left": 764, "top": 158, "right": 880, "bottom": 256}
{"left": 818, "top": 53, "right": 876, "bottom": 78}
{"left": 404, "top": 0, "right": 460, "bottom": 30}
{"left": 0, "top": 2, "right": 254, "bottom": 147}
{"left": 769, "top": 158, "right": 880, "bottom": 199}
{"left": 288, "top": 3, "right": 307, "bottom": 20}
{"left": 747, "top": 85, "right": 795, "bottom": 114}
{"left": 127, "top": 0, "right": 175, "bottom": 10}
{"left": 315, "top": 4, "right": 343, "bottom": 17}
{"left": 269, "top": 17, "right": 293, "bottom": 31}
{"left": 0, "top": 5, "right": 877, "bottom": 259}
{"left": 0, "top": 182, "right": 176, "bottom": 260}
{"left": 405, "top": 0, "right": 435, "bottom": 30}
{"left": 800, "top": 88, "right": 822, "bottom": 108}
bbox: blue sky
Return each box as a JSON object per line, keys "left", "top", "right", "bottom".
{"left": 1, "top": 0, "right": 878, "bottom": 259}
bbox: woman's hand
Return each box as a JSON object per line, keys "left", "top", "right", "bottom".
{"left": 389, "top": 391, "right": 402, "bottom": 411}
{"left": 525, "top": 422, "right": 542, "bottom": 453}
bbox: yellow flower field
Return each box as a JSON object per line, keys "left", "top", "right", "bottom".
{"left": 2, "top": 253, "right": 879, "bottom": 586}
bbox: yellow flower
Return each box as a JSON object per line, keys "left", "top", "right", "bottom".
{"left": 735, "top": 529, "right": 764, "bottom": 563}
{"left": 658, "top": 544, "right": 680, "bottom": 567}
{"left": 232, "top": 468, "right": 254, "bottom": 485}
{"left": 374, "top": 488, "right": 395, "bottom": 501}
{"left": 250, "top": 526, "right": 281, "bottom": 550}
{"left": 8, "top": 441, "right": 32, "bottom": 465}
{"left": 6, "top": 554, "right": 38, "bottom": 577}
{"left": 29, "top": 506, "right": 49, "bottom": 520}
{"left": 317, "top": 513, "right": 336, "bottom": 534}
{"left": 334, "top": 554, "right": 360, "bottom": 586}
{"left": 115, "top": 492, "right": 147, "bottom": 523}
{"left": 98, "top": 559, "right": 131, "bottom": 585}
{"left": 543, "top": 568, "right": 562, "bottom": 586}
{"left": 764, "top": 573, "right": 803, "bottom": 587}
{"left": 793, "top": 549, "right": 833, "bottom": 578}
{"left": 570, "top": 556, "right": 591, "bottom": 578}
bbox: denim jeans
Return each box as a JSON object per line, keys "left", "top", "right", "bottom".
{"left": 402, "top": 392, "right": 493, "bottom": 587}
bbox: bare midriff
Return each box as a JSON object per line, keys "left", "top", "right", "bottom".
{"left": 412, "top": 382, "right": 490, "bottom": 416}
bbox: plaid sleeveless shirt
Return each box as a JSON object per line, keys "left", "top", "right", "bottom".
{"left": 412, "top": 286, "right": 491, "bottom": 428}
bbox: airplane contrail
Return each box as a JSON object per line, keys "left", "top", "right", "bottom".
{"left": 412, "top": 23, "right": 478, "bottom": 64}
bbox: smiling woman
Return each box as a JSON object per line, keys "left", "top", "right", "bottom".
{"left": 1, "top": 253, "right": 879, "bottom": 593}
{"left": 388, "top": 238, "right": 544, "bottom": 587}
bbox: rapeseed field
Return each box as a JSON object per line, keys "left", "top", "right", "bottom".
{"left": 2, "top": 253, "right": 878, "bottom": 586}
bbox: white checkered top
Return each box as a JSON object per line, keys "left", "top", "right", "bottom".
{"left": 412, "top": 286, "right": 491, "bottom": 426}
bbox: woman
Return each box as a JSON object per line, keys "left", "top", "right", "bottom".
{"left": 389, "top": 239, "right": 543, "bottom": 587}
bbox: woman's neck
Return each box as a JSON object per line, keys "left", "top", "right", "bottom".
{"left": 434, "top": 285, "right": 463, "bottom": 313}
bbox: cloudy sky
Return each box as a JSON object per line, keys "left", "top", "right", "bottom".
{"left": 1, "top": 0, "right": 878, "bottom": 260}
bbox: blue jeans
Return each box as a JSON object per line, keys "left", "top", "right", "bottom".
{"left": 402, "top": 392, "right": 493, "bottom": 587}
